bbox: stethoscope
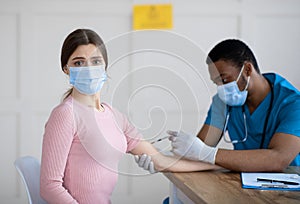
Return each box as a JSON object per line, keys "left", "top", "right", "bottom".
{"left": 221, "top": 78, "right": 274, "bottom": 148}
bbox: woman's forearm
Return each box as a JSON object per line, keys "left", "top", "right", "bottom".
{"left": 131, "top": 140, "right": 222, "bottom": 172}
{"left": 152, "top": 154, "right": 222, "bottom": 172}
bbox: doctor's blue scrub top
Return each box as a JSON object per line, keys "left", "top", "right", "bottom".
{"left": 205, "top": 73, "right": 300, "bottom": 166}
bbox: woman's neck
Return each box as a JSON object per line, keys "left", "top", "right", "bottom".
{"left": 71, "top": 89, "right": 103, "bottom": 111}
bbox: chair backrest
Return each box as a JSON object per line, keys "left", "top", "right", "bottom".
{"left": 14, "top": 156, "right": 47, "bottom": 204}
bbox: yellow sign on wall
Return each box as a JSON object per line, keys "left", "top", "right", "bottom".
{"left": 133, "top": 4, "right": 173, "bottom": 30}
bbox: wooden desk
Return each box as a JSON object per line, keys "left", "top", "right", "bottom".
{"left": 164, "top": 168, "right": 300, "bottom": 204}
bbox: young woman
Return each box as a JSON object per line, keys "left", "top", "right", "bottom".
{"left": 40, "top": 28, "right": 220, "bottom": 204}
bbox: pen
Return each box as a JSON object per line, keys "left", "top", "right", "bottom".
{"left": 261, "top": 184, "right": 288, "bottom": 188}
{"left": 257, "top": 178, "right": 299, "bottom": 185}
{"left": 150, "top": 136, "right": 169, "bottom": 144}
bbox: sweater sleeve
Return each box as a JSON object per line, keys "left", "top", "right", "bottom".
{"left": 40, "top": 103, "right": 78, "bottom": 204}
{"left": 109, "top": 106, "right": 142, "bottom": 152}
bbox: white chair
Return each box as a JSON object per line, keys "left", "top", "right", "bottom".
{"left": 14, "top": 156, "right": 47, "bottom": 204}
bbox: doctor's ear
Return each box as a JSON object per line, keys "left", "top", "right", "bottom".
{"left": 244, "top": 62, "right": 253, "bottom": 76}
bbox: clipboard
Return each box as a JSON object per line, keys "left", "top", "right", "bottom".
{"left": 241, "top": 172, "right": 300, "bottom": 191}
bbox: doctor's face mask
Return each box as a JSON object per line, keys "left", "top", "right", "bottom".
{"left": 217, "top": 65, "right": 250, "bottom": 106}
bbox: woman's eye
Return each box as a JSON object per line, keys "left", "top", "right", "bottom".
{"left": 74, "top": 61, "right": 85, "bottom": 67}
{"left": 92, "top": 59, "right": 102, "bottom": 65}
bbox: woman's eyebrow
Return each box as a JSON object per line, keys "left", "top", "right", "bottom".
{"left": 90, "top": 56, "right": 103, "bottom": 60}
{"left": 71, "top": 56, "right": 86, "bottom": 61}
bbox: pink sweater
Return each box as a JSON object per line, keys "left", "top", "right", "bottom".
{"left": 40, "top": 97, "right": 141, "bottom": 204}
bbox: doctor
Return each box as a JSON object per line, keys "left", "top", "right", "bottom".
{"left": 167, "top": 39, "right": 300, "bottom": 172}
{"left": 137, "top": 39, "right": 300, "bottom": 172}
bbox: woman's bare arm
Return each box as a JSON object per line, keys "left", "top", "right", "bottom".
{"left": 130, "top": 140, "right": 222, "bottom": 172}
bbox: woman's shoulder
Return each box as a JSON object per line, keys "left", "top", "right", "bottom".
{"left": 102, "top": 102, "right": 119, "bottom": 114}
{"left": 51, "top": 97, "right": 73, "bottom": 116}
{"left": 101, "top": 102, "right": 127, "bottom": 123}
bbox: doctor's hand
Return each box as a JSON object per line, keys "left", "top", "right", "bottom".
{"left": 134, "top": 154, "right": 157, "bottom": 174}
{"left": 167, "top": 130, "right": 218, "bottom": 164}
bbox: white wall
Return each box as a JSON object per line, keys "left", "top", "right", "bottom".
{"left": 0, "top": 0, "right": 300, "bottom": 203}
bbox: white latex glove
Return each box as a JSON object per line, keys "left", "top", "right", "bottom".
{"left": 134, "top": 154, "right": 157, "bottom": 174}
{"left": 168, "top": 130, "right": 218, "bottom": 164}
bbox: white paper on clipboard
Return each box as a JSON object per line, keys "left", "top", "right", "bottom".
{"left": 241, "top": 172, "right": 300, "bottom": 190}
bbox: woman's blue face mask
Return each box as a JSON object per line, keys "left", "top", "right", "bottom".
{"left": 69, "top": 65, "right": 107, "bottom": 95}
{"left": 217, "top": 65, "right": 250, "bottom": 106}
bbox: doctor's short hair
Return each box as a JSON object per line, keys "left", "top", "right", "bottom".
{"left": 206, "top": 39, "right": 260, "bottom": 74}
